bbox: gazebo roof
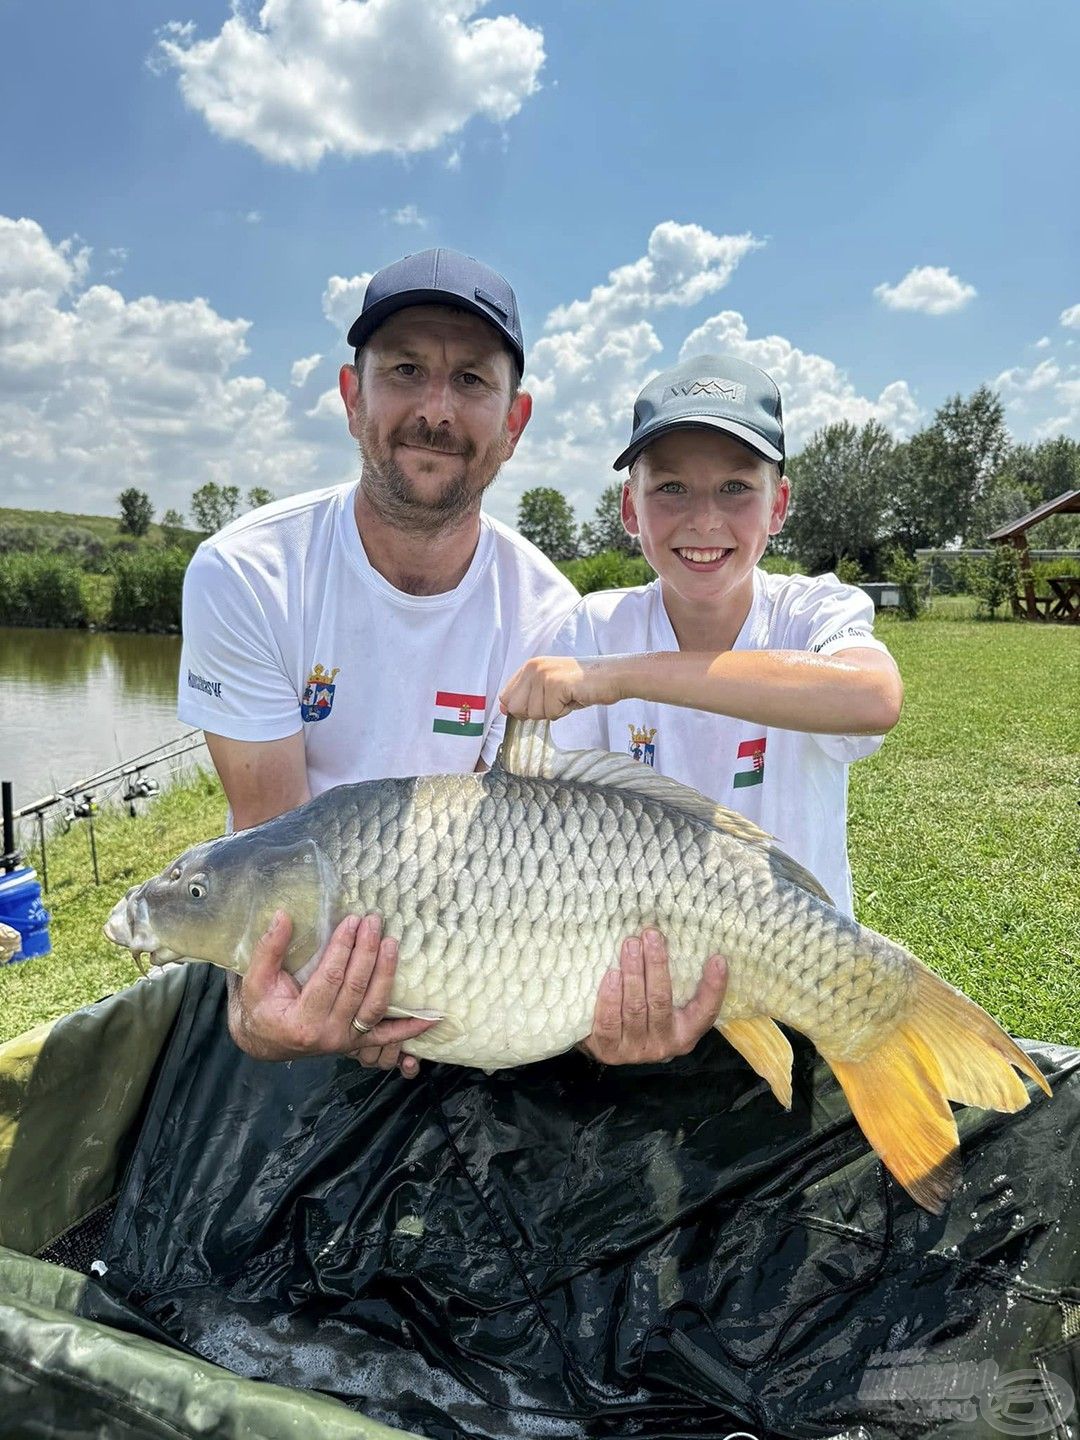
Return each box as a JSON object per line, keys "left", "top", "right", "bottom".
{"left": 987, "top": 489, "right": 1080, "bottom": 542}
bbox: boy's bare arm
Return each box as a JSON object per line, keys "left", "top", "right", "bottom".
{"left": 501, "top": 647, "right": 903, "bottom": 736}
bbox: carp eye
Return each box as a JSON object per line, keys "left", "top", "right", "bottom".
{"left": 188, "top": 880, "right": 206, "bottom": 900}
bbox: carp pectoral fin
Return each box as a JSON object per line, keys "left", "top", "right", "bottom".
{"left": 385, "top": 1005, "right": 465, "bottom": 1041}
{"left": 717, "top": 1017, "right": 794, "bottom": 1110}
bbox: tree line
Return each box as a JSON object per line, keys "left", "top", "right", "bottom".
{"left": 516, "top": 387, "right": 1080, "bottom": 576}
{"left": 117, "top": 482, "right": 275, "bottom": 542}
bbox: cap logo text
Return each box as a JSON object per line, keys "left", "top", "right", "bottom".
{"left": 668, "top": 378, "right": 746, "bottom": 404}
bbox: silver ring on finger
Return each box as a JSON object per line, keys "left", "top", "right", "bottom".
{"left": 351, "top": 1015, "right": 373, "bottom": 1035}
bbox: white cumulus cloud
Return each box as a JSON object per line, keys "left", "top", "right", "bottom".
{"left": 290, "top": 352, "right": 323, "bottom": 386}
{"left": 492, "top": 224, "right": 921, "bottom": 530}
{"left": 388, "top": 204, "right": 427, "bottom": 228}
{"left": 322, "top": 271, "right": 374, "bottom": 335}
{"left": 995, "top": 353, "right": 1080, "bottom": 438}
{"left": 874, "top": 265, "right": 976, "bottom": 315}
{"left": 157, "top": 0, "right": 545, "bottom": 168}
{"left": 0, "top": 214, "right": 332, "bottom": 516}
{"left": 1060, "top": 303, "right": 1080, "bottom": 329}
{"left": 679, "top": 313, "right": 920, "bottom": 449}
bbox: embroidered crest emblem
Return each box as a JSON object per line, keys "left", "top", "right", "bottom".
{"left": 628, "top": 722, "right": 657, "bottom": 767}
{"left": 300, "top": 663, "right": 340, "bottom": 723}
{"left": 733, "top": 736, "right": 766, "bottom": 788}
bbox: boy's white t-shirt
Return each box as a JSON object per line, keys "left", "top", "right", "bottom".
{"left": 178, "top": 483, "right": 579, "bottom": 792}
{"left": 550, "top": 570, "right": 892, "bottom": 918}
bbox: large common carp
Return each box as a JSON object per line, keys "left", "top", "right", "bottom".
{"left": 105, "top": 719, "right": 1049, "bottom": 1213}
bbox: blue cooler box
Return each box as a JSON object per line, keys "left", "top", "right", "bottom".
{"left": 0, "top": 866, "right": 51, "bottom": 962}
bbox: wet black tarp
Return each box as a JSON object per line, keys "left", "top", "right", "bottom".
{"left": 90, "top": 966, "right": 1080, "bottom": 1440}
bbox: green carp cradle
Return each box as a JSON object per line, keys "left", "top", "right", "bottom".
{"left": 105, "top": 719, "right": 1050, "bottom": 1213}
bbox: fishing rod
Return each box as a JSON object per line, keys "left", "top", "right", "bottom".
{"left": 8, "top": 734, "right": 208, "bottom": 892}
{"left": 14, "top": 730, "right": 205, "bottom": 820}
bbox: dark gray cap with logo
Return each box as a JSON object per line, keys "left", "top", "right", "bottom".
{"left": 613, "top": 354, "right": 785, "bottom": 473}
{"left": 347, "top": 248, "right": 525, "bottom": 377}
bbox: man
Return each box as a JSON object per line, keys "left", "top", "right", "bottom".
{"left": 179, "top": 248, "right": 727, "bottom": 1076}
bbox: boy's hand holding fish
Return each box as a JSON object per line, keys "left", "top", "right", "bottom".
{"left": 582, "top": 931, "right": 727, "bottom": 1066}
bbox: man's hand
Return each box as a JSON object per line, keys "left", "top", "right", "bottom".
{"left": 580, "top": 929, "right": 727, "bottom": 1065}
{"left": 499, "top": 655, "right": 619, "bottom": 721}
{"left": 228, "top": 911, "right": 434, "bottom": 1078}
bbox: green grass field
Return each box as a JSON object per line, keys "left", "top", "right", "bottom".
{"left": 0, "top": 505, "right": 197, "bottom": 547}
{"left": 0, "top": 618, "right": 1076, "bottom": 1047}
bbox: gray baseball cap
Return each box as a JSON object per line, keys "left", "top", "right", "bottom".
{"left": 347, "top": 248, "right": 525, "bottom": 377}
{"left": 614, "top": 354, "right": 785, "bottom": 473}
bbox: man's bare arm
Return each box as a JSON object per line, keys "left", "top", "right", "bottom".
{"left": 204, "top": 731, "right": 311, "bottom": 829}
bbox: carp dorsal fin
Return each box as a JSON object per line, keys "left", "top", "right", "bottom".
{"left": 496, "top": 719, "right": 835, "bottom": 907}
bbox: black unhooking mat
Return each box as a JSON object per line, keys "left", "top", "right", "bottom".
{"left": 96, "top": 966, "right": 1080, "bottom": 1440}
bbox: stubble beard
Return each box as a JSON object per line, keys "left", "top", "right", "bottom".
{"left": 354, "top": 400, "right": 512, "bottom": 537}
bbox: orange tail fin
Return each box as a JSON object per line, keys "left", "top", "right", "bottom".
{"left": 825, "top": 963, "right": 1051, "bottom": 1214}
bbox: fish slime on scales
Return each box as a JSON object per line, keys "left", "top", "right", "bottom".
{"left": 104, "top": 719, "right": 1051, "bottom": 1215}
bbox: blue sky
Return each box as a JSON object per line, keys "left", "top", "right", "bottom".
{"left": 2, "top": 0, "right": 1078, "bottom": 528}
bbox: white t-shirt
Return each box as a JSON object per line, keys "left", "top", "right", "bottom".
{"left": 550, "top": 570, "right": 892, "bottom": 918}
{"left": 178, "top": 483, "right": 579, "bottom": 791}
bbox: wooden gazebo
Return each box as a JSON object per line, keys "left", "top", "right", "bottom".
{"left": 987, "top": 489, "right": 1080, "bottom": 623}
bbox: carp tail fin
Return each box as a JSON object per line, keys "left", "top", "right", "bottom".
{"left": 825, "top": 965, "right": 1050, "bottom": 1214}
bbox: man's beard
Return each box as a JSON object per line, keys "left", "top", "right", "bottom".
{"left": 354, "top": 402, "right": 512, "bottom": 536}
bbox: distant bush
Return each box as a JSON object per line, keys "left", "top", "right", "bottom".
{"left": 759, "top": 552, "right": 802, "bottom": 576}
{"left": 559, "top": 550, "right": 654, "bottom": 596}
{"left": 0, "top": 522, "right": 109, "bottom": 571}
{"left": 835, "top": 555, "right": 866, "bottom": 586}
{"left": 884, "top": 548, "right": 925, "bottom": 620}
{"left": 1030, "top": 556, "right": 1080, "bottom": 595}
{"left": 965, "top": 545, "right": 1021, "bottom": 619}
{"left": 0, "top": 524, "right": 46, "bottom": 555}
{"left": 0, "top": 553, "right": 87, "bottom": 627}
{"left": 108, "top": 549, "right": 188, "bottom": 631}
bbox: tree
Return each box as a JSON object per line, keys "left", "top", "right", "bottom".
{"left": 247, "top": 486, "right": 274, "bottom": 511}
{"left": 190, "top": 482, "right": 241, "bottom": 534}
{"left": 160, "top": 508, "right": 187, "bottom": 547}
{"left": 517, "top": 487, "right": 578, "bottom": 561}
{"left": 578, "top": 483, "right": 636, "bottom": 556}
{"left": 891, "top": 387, "right": 1011, "bottom": 550}
{"left": 990, "top": 437, "right": 1080, "bottom": 548}
{"left": 1001, "top": 435, "right": 1080, "bottom": 506}
{"left": 965, "top": 544, "right": 1021, "bottom": 620}
{"left": 117, "top": 488, "right": 153, "bottom": 537}
{"left": 783, "top": 420, "right": 894, "bottom": 574}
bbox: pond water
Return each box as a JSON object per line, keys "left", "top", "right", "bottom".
{"left": 0, "top": 627, "right": 202, "bottom": 828}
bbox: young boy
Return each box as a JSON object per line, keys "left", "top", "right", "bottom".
{"left": 500, "top": 354, "right": 903, "bottom": 921}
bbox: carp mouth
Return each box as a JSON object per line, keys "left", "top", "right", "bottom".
{"left": 103, "top": 890, "right": 182, "bottom": 976}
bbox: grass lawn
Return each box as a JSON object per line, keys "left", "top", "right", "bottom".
{"left": 0, "top": 618, "right": 1076, "bottom": 1047}
{"left": 0, "top": 505, "right": 197, "bottom": 548}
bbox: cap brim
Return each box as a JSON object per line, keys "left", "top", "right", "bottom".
{"left": 613, "top": 415, "right": 783, "bottom": 471}
{"left": 347, "top": 290, "right": 524, "bottom": 375}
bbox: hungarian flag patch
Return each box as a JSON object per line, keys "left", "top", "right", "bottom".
{"left": 433, "top": 691, "right": 485, "bottom": 737}
{"left": 733, "top": 736, "right": 766, "bottom": 788}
